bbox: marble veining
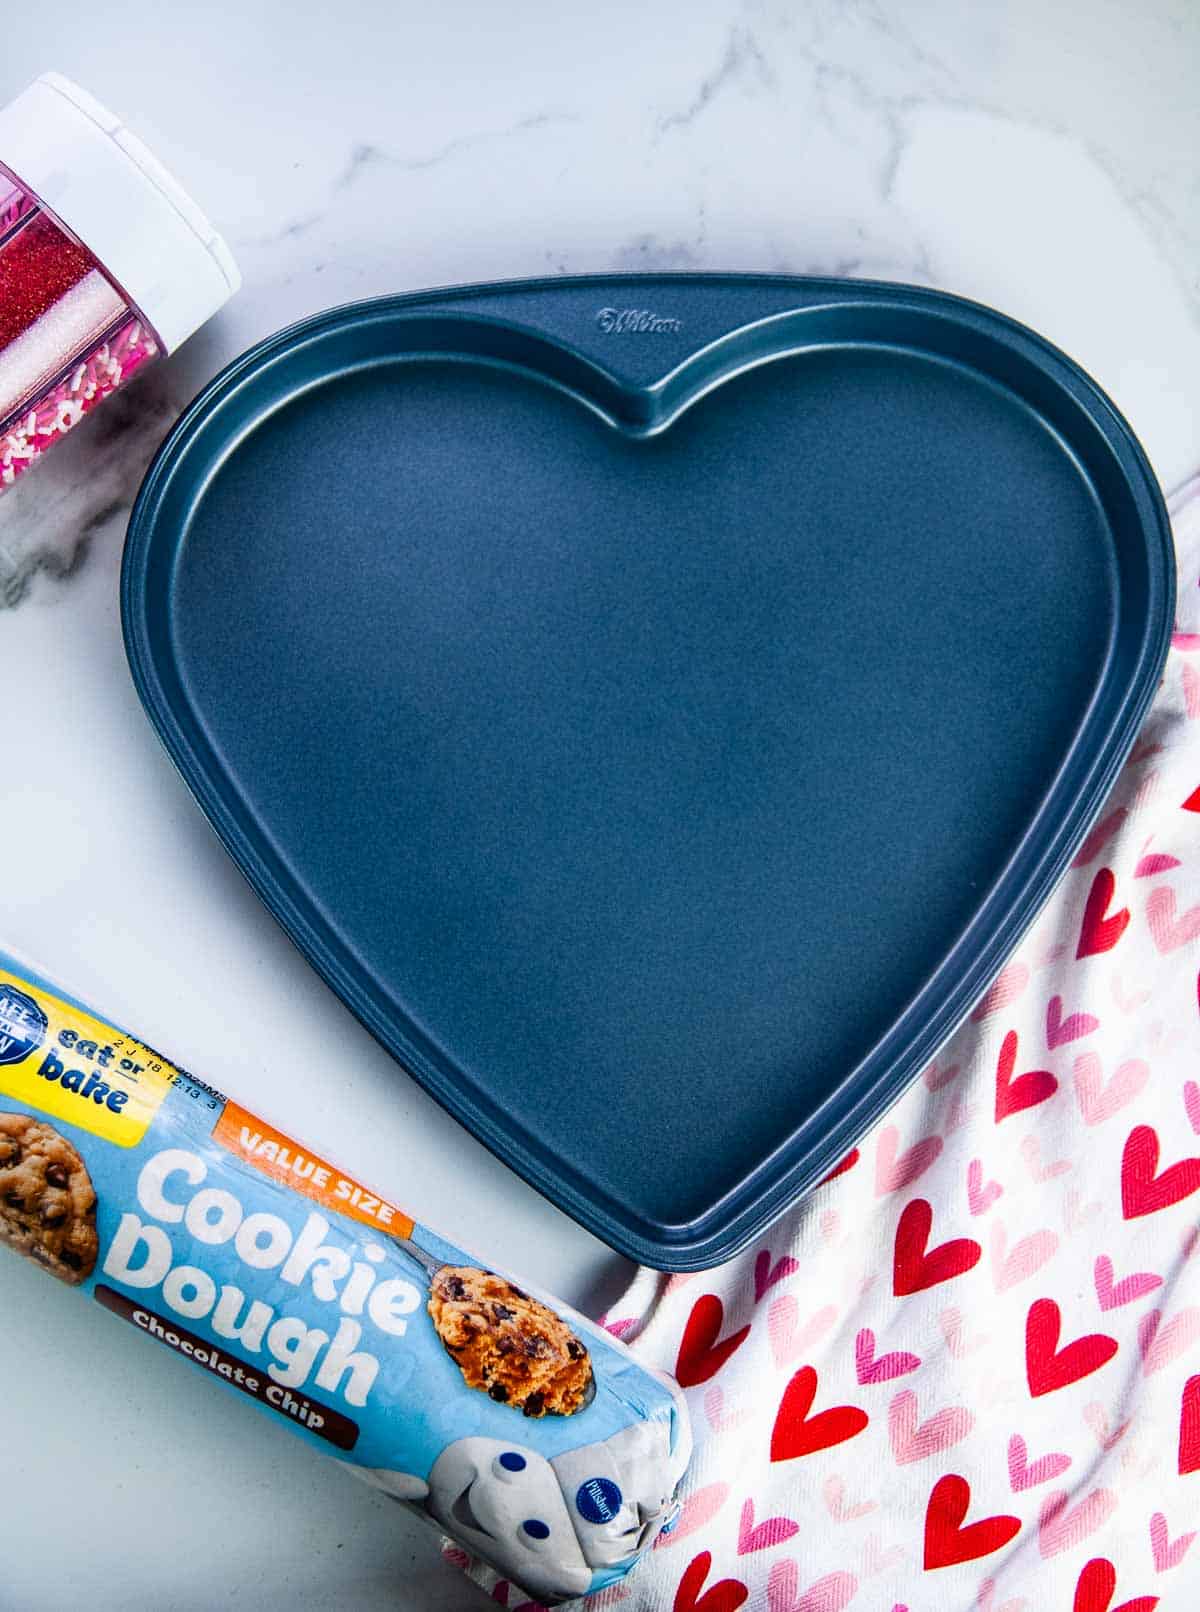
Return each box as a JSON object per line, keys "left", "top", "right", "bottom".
{"left": 0, "top": 359, "right": 184, "bottom": 604}
{"left": 655, "top": 26, "right": 777, "bottom": 135}
{"left": 245, "top": 113, "right": 579, "bottom": 249}
{"left": 0, "top": 3, "right": 1197, "bottom": 1608}
{"left": 2, "top": 2, "right": 1196, "bottom": 618}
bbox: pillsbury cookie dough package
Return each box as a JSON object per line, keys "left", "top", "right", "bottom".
{"left": 0, "top": 950, "right": 691, "bottom": 1604}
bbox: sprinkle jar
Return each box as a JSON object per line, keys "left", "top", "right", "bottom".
{"left": 0, "top": 74, "right": 239, "bottom": 492}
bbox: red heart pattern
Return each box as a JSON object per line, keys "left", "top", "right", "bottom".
{"left": 1072, "top": 1557, "right": 1159, "bottom": 1612}
{"left": 1025, "top": 1298, "right": 1118, "bottom": 1397}
{"left": 673, "top": 1552, "right": 748, "bottom": 1612}
{"left": 1076, "top": 869, "right": 1131, "bottom": 958}
{"left": 1120, "top": 1125, "right": 1200, "bottom": 1219}
{"left": 993, "top": 1030, "right": 1058, "bottom": 1123}
{"left": 893, "top": 1198, "right": 981, "bottom": 1295}
{"left": 922, "top": 1474, "right": 1020, "bottom": 1569}
{"left": 818, "top": 1148, "right": 860, "bottom": 1186}
{"left": 769, "top": 1367, "right": 868, "bottom": 1462}
{"left": 1179, "top": 1375, "right": 1200, "bottom": 1474}
{"left": 676, "top": 1295, "right": 752, "bottom": 1387}
{"left": 459, "top": 490, "right": 1200, "bottom": 1612}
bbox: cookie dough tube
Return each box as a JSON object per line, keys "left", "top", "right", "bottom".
{"left": 0, "top": 951, "right": 691, "bottom": 1605}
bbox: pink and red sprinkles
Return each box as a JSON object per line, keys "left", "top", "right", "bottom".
{"left": 1, "top": 314, "right": 158, "bottom": 487}
{"left": 0, "top": 166, "right": 159, "bottom": 488}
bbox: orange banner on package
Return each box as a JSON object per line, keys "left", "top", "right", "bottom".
{"left": 212, "top": 1101, "right": 415, "bottom": 1240}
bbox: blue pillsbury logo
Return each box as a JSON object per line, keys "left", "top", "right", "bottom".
{"left": 575, "top": 1476, "right": 622, "bottom": 1524}
{"left": 0, "top": 982, "right": 47, "bottom": 1066}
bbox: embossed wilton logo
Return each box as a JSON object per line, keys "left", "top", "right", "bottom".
{"left": 595, "top": 307, "right": 683, "bottom": 334}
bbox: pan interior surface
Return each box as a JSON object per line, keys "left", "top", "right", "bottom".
{"left": 122, "top": 277, "right": 1170, "bottom": 1266}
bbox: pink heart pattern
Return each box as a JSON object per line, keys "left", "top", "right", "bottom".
{"left": 855, "top": 1328, "right": 921, "bottom": 1384}
{"left": 1149, "top": 1509, "right": 1196, "bottom": 1572}
{"left": 458, "top": 487, "right": 1200, "bottom": 1612}
{"left": 1082, "top": 1401, "right": 1131, "bottom": 1452}
{"left": 966, "top": 1158, "right": 1003, "bottom": 1216}
{"left": 971, "top": 962, "right": 1031, "bottom": 1020}
{"left": 977, "top": 1581, "right": 1028, "bottom": 1612}
{"left": 704, "top": 1383, "right": 753, "bottom": 1435}
{"left": 1071, "top": 807, "right": 1127, "bottom": 866}
{"left": 822, "top": 1475, "right": 876, "bottom": 1523}
{"left": 1184, "top": 1079, "right": 1200, "bottom": 1135}
{"left": 1046, "top": 995, "right": 1100, "bottom": 1049}
{"left": 1137, "top": 1307, "right": 1200, "bottom": 1375}
{"left": 1007, "top": 1433, "right": 1071, "bottom": 1491}
{"left": 887, "top": 1388, "right": 973, "bottom": 1464}
{"left": 1093, "top": 1254, "right": 1162, "bottom": 1310}
{"left": 989, "top": 1221, "right": 1059, "bottom": 1292}
{"left": 1184, "top": 659, "right": 1200, "bottom": 717}
{"left": 939, "top": 1305, "right": 986, "bottom": 1359}
{"left": 859, "top": 1535, "right": 904, "bottom": 1577}
{"left": 1072, "top": 1051, "right": 1150, "bottom": 1125}
{"left": 766, "top": 1562, "right": 858, "bottom": 1612}
{"left": 738, "top": 1497, "right": 800, "bottom": 1555}
{"left": 1018, "top": 1133, "right": 1071, "bottom": 1181}
{"left": 653, "top": 1483, "right": 731, "bottom": 1548}
{"left": 1135, "top": 852, "right": 1181, "bottom": 877}
{"left": 768, "top": 1297, "right": 838, "bottom": 1368}
{"left": 755, "top": 1250, "right": 803, "bottom": 1302}
{"left": 1147, "top": 885, "right": 1200, "bottom": 952}
{"left": 1037, "top": 1488, "right": 1116, "bottom": 1558}
{"left": 923, "top": 1058, "right": 961, "bottom": 1092}
{"left": 874, "top": 1124, "right": 943, "bottom": 1196}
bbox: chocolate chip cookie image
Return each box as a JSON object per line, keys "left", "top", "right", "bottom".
{"left": 428, "top": 1267, "right": 593, "bottom": 1417}
{"left": 0, "top": 1113, "right": 98, "bottom": 1284}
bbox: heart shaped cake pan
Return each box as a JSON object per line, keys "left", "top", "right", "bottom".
{"left": 122, "top": 275, "right": 1173, "bottom": 1268}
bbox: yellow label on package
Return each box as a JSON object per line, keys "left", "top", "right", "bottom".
{"left": 0, "top": 977, "right": 172, "bottom": 1145}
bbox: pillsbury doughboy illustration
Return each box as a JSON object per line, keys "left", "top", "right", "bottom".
{"left": 428, "top": 1438, "right": 593, "bottom": 1600}
{"left": 357, "top": 1396, "right": 692, "bottom": 1603}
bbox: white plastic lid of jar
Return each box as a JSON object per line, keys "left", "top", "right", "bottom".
{"left": 0, "top": 72, "right": 240, "bottom": 353}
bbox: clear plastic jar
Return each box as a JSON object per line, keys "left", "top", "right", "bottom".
{"left": 0, "top": 75, "right": 238, "bottom": 493}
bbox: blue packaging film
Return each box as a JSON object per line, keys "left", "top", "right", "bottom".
{"left": 0, "top": 950, "right": 691, "bottom": 1603}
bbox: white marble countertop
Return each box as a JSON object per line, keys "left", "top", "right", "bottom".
{"left": 1, "top": 3, "right": 1197, "bottom": 1607}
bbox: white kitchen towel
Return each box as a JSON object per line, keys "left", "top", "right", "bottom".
{"left": 457, "top": 474, "right": 1200, "bottom": 1612}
